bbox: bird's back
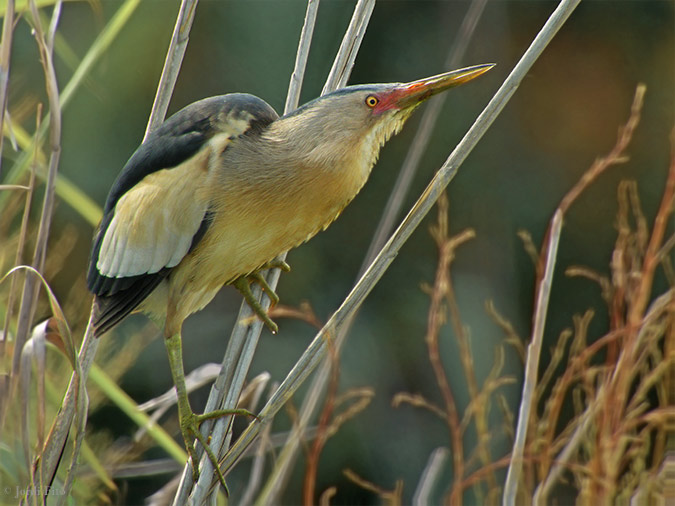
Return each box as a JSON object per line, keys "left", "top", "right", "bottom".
{"left": 88, "top": 94, "right": 279, "bottom": 335}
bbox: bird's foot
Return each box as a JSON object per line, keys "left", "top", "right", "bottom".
{"left": 232, "top": 260, "right": 290, "bottom": 333}
{"left": 259, "top": 259, "right": 291, "bottom": 273}
{"left": 165, "top": 333, "right": 255, "bottom": 492}
{"left": 178, "top": 407, "right": 254, "bottom": 491}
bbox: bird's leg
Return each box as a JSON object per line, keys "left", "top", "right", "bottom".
{"left": 232, "top": 259, "right": 290, "bottom": 333}
{"left": 164, "top": 333, "right": 253, "bottom": 491}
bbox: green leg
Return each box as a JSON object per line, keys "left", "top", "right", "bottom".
{"left": 164, "top": 333, "right": 253, "bottom": 491}
{"left": 232, "top": 260, "right": 290, "bottom": 333}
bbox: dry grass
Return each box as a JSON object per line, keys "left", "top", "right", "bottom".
{"left": 376, "top": 85, "right": 674, "bottom": 505}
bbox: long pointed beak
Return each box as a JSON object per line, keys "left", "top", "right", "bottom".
{"left": 393, "top": 63, "right": 495, "bottom": 109}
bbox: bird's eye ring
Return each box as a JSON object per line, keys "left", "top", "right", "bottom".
{"left": 365, "top": 95, "right": 379, "bottom": 108}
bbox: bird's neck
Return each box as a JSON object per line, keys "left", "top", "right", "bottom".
{"left": 264, "top": 111, "right": 379, "bottom": 187}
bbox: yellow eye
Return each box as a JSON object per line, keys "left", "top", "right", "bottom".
{"left": 365, "top": 95, "right": 379, "bottom": 108}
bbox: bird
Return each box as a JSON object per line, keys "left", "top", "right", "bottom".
{"left": 86, "top": 63, "right": 493, "bottom": 487}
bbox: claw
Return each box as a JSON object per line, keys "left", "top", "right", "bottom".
{"left": 180, "top": 408, "right": 255, "bottom": 492}
{"left": 231, "top": 260, "right": 291, "bottom": 332}
{"left": 180, "top": 411, "right": 229, "bottom": 490}
{"left": 248, "top": 271, "right": 279, "bottom": 305}
{"left": 260, "top": 259, "right": 291, "bottom": 272}
{"left": 232, "top": 276, "right": 279, "bottom": 332}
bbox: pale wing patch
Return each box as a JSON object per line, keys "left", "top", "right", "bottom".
{"left": 97, "top": 153, "right": 210, "bottom": 278}
{"left": 214, "top": 115, "right": 253, "bottom": 137}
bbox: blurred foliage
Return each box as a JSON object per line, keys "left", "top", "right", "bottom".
{"left": 0, "top": 1, "right": 673, "bottom": 505}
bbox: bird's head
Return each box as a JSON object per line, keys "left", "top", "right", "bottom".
{"left": 274, "top": 64, "right": 494, "bottom": 174}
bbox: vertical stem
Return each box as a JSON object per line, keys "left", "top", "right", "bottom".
{"left": 250, "top": 3, "right": 376, "bottom": 503}
{"left": 0, "top": 0, "right": 15, "bottom": 179}
{"left": 503, "top": 210, "right": 562, "bottom": 506}
{"left": 144, "top": 0, "right": 199, "bottom": 139}
{"left": 321, "top": 0, "right": 375, "bottom": 94}
{"left": 37, "top": 307, "right": 98, "bottom": 493}
{"left": 12, "top": 0, "right": 63, "bottom": 382}
{"left": 35, "top": 0, "right": 192, "bottom": 495}
{"left": 184, "top": 1, "right": 325, "bottom": 502}
{"left": 285, "top": 0, "right": 320, "bottom": 113}
{"left": 0, "top": 108, "right": 39, "bottom": 429}
{"left": 427, "top": 236, "right": 464, "bottom": 505}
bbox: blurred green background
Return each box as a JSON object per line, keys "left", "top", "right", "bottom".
{"left": 3, "top": 0, "right": 674, "bottom": 504}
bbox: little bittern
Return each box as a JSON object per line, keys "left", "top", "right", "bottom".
{"left": 87, "top": 63, "right": 493, "bottom": 487}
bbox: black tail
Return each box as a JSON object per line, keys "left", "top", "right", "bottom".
{"left": 92, "top": 270, "right": 169, "bottom": 336}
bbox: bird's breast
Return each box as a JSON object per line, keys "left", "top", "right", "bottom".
{"left": 167, "top": 154, "right": 369, "bottom": 318}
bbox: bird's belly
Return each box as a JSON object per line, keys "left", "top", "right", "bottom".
{"left": 165, "top": 151, "right": 369, "bottom": 323}
{"left": 167, "top": 199, "right": 342, "bottom": 321}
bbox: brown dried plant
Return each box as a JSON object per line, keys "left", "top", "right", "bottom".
{"left": 389, "top": 84, "right": 673, "bottom": 506}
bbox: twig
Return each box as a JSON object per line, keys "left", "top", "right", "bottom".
{"left": 626, "top": 125, "right": 674, "bottom": 326}
{"left": 321, "top": 0, "right": 374, "bottom": 94}
{"left": 268, "top": 302, "right": 322, "bottom": 329}
{"left": 557, "top": 85, "right": 645, "bottom": 216}
{"left": 0, "top": 0, "right": 15, "bottom": 179}
{"left": 218, "top": 0, "right": 581, "bottom": 488}
{"left": 413, "top": 447, "right": 451, "bottom": 506}
{"left": 144, "top": 0, "right": 199, "bottom": 140}
{"left": 285, "top": 0, "right": 319, "bottom": 113}
{"left": 392, "top": 392, "right": 446, "bottom": 420}
{"left": 426, "top": 197, "right": 472, "bottom": 506}
{"left": 35, "top": 0, "right": 193, "bottom": 497}
{"left": 11, "top": 0, "right": 63, "bottom": 382}
{"left": 437, "top": 191, "right": 497, "bottom": 496}
{"left": 532, "top": 290, "right": 673, "bottom": 504}
{"left": 597, "top": 125, "right": 675, "bottom": 499}
{"left": 0, "top": 106, "right": 39, "bottom": 429}
{"left": 247, "top": 4, "right": 376, "bottom": 503}
{"left": 502, "top": 209, "right": 562, "bottom": 506}
{"left": 0, "top": 0, "right": 141, "bottom": 216}
{"left": 343, "top": 468, "right": 404, "bottom": 506}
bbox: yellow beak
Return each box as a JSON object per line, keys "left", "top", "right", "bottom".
{"left": 393, "top": 63, "right": 495, "bottom": 109}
